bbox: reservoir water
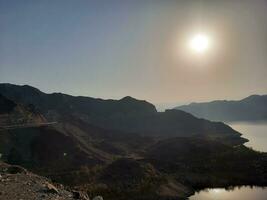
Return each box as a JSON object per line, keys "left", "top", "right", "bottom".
{"left": 189, "top": 186, "right": 267, "bottom": 200}
{"left": 189, "top": 121, "right": 267, "bottom": 199}
{"left": 229, "top": 121, "right": 267, "bottom": 152}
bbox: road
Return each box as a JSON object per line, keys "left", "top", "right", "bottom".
{"left": 0, "top": 122, "right": 58, "bottom": 130}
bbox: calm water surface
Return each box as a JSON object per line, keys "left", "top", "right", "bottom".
{"left": 189, "top": 121, "right": 267, "bottom": 199}
{"left": 189, "top": 187, "right": 267, "bottom": 200}
{"left": 228, "top": 121, "right": 267, "bottom": 152}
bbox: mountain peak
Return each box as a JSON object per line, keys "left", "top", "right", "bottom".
{"left": 0, "top": 83, "right": 43, "bottom": 97}
{"left": 242, "top": 94, "right": 267, "bottom": 101}
{"left": 120, "top": 96, "right": 138, "bottom": 101}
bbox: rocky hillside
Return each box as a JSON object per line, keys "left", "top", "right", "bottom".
{"left": 0, "top": 83, "right": 246, "bottom": 145}
{"left": 0, "top": 94, "right": 155, "bottom": 184}
{"left": 145, "top": 137, "right": 267, "bottom": 189}
{"left": 1, "top": 84, "right": 266, "bottom": 200}
{"left": 0, "top": 84, "right": 157, "bottom": 120}
{"left": 81, "top": 158, "right": 194, "bottom": 200}
{"left": 0, "top": 161, "right": 90, "bottom": 200}
{"left": 0, "top": 94, "right": 46, "bottom": 127}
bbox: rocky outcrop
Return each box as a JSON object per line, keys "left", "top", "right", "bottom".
{"left": 0, "top": 161, "right": 90, "bottom": 200}
{"left": 92, "top": 196, "right": 103, "bottom": 200}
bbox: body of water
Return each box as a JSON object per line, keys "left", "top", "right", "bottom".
{"left": 190, "top": 121, "right": 267, "bottom": 199}
{"left": 228, "top": 121, "right": 267, "bottom": 152}
{"left": 189, "top": 186, "right": 267, "bottom": 200}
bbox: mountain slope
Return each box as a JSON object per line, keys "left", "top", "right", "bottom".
{"left": 0, "top": 83, "right": 246, "bottom": 145}
{"left": 176, "top": 95, "right": 267, "bottom": 122}
{"left": 0, "top": 94, "right": 155, "bottom": 184}
{"left": 0, "top": 85, "right": 266, "bottom": 200}
{"left": 145, "top": 137, "right": 267, "bottom": 189}
{"left": 0, "top": 83, "right": 157, "bottom": 121}
{"left": 0, "top": 94, "right": 46, "bottom": 127}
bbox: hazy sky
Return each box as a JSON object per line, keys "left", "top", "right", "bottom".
{"left": 1, "top": 0, "right": 267, "bottom": 104}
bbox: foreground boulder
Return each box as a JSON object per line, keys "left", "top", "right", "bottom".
{"left": 92, "top": 195, "right": 103, "bottom": 200}
{"left": 72, "top": 190, "right": 90, "bottom": 200}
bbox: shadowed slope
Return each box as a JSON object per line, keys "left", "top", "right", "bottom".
{"left": 0, "top": 83, "right": 246, "bottom": 145}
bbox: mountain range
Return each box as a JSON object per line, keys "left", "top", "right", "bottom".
{"left": 176, "top": 95, "right": 267, "bottom": 122}
{"left": 0, "top": 83, "right": 245, "bottom": 145}
{"left": 0, "top": 83, "right": 266, "bottom": 200}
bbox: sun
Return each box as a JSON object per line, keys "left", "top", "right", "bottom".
{"left": 189, "top": 34, "right": 210, "bottom": 53}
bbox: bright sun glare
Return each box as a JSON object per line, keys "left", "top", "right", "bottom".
{"left": 189, "top": 34, "right": 210, "bottom": 53}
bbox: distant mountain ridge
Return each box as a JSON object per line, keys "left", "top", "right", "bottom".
{"left": 176, "top": 94, "right": 267, "bottom": 122}
{"left": 0, "top": 83, "right": 245, "bottom": 145}
{"left": 0, "top": 83, "right": 157, "bottom": 118}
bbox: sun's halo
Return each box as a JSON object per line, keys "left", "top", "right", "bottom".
{"left": 189, "top": 34, "right": 210, "bottom": 53}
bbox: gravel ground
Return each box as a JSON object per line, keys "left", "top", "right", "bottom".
{"left": 0, "top": 162, "right": 89, "bottom": 200}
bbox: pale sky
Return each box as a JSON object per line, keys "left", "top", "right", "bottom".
{"left": 1, "top": 0, "right": 267, "bottom": 105}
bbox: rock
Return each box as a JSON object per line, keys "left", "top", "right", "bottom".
{"left": 44, "top": 182, "right": 59, "bottom": 194}
{"left": 6, "top": 166, "right": 27, "bottom": 174}
{"left": 72, "top": 190, "right": 90, "bottom": 200}
{"left": 0, "top": 161, "right": 86, "bottom": 200}
{"left": 92, "top": 196, "right": 103, "bottom": 200}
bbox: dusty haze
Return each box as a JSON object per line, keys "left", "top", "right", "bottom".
{"left": 0, "top": 0, "right": 267, "bottom": 104}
